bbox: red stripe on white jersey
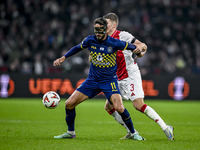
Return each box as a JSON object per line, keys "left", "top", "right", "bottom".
{"left": 111, "top": 30, "right": 129, "bottom": 80}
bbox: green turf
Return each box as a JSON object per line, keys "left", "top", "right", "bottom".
{"left": 0, "top": 98, "right": 200, "bottom": 150}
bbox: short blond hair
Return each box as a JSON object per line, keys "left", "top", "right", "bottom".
{"left": 103, "top": 13, "right": 119, "bottom": 27}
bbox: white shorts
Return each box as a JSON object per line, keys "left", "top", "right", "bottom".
{"left": 118, "top": 70, "right": 144, "bottom": 101}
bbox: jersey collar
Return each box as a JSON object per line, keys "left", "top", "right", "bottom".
{"left": 111, "top": 30, "right": 119, "bottom": 38}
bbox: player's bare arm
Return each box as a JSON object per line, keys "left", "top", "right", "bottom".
{"left": 53, "top": 56, "right": 66, "bottom": 66}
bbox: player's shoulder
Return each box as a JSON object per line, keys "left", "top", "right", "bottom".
{"left": 119, "top": 31, "right": 133, "bottom": 37}
{"left": 119, "top": 31, "right": 134, "bottom": 42}
{"left": 85, "top": 35, "right": 95, "bottom": 40}
{"left": 82, "top": 35, "right": 95, "bottom": 42}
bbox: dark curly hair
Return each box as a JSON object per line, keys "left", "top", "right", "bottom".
{"left": 93, "top": 17, "right": 107, "bottom": 28}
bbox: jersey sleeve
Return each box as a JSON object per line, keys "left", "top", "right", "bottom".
{"left": 64, "top": 36, "right": 90, "bottom": 58}
{"left": 119, "top": 31, "right": 135, "bottom": 43}
{"left": 115, "top": 38, "right": 136, "bottom": 51}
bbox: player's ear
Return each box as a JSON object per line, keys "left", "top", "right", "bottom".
{"left": 113, "top": 22, "right": 117, "bottom": 28}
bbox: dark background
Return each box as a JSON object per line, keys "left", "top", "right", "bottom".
{"left": 0, "top": 0, "right": 199, "bottom": 100}
{"left": 0, "top": 0, "right": 200, "bottom": 76}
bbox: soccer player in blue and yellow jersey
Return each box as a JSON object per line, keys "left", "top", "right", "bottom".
{"left": 53, "top": 17, "right": 145, "bottom": 140}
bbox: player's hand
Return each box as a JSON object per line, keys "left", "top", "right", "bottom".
{"left": 88, "top": 54, "right": 92, "bottom": 63}
{"left": 132, "top": 44, "right": 142, "bottom": 54}
{"left": 133, "top": 43, "right": 147, "bottom": 57}
{"left": 53, "top": 56, "right": 65, "bottom": 66}
{"left": 53, "top": 59, "right": 61, "bottom": 66}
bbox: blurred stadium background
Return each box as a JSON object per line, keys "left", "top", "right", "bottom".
{"left": 0, "top": 0, "right": 200, "bottom": 100}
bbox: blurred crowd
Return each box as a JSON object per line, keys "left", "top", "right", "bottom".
{"left": 0, "top": 0, "right": 200, "bottom": 76}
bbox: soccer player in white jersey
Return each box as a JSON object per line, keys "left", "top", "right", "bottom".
{"left": 103, "top": 13, "right": 174, "bottom": 140}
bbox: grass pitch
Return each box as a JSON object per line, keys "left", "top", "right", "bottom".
{"left": 0, "top": 98, "right": 200, "bottom": 150}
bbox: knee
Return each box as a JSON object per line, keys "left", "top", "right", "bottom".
{"left": 65, "top": 101, "right": 74, "bottom": 109}
{"left": 115, "top": 106, "right": 125, "bottom": 114}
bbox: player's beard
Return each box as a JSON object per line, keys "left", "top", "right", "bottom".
{"left": 96, "top": 34, "right": 105, "bottom": 41}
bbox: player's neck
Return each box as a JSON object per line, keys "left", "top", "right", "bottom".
{"left": 108, "top": 29, "right": 117, "bottom": 36}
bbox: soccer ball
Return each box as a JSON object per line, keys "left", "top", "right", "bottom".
{"left": 42, "top": 91, "right": 60, "bottom": 109}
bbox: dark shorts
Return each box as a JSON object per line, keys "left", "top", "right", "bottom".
{"left": 76, "top": 77, "right": 121, "bottom": 102}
